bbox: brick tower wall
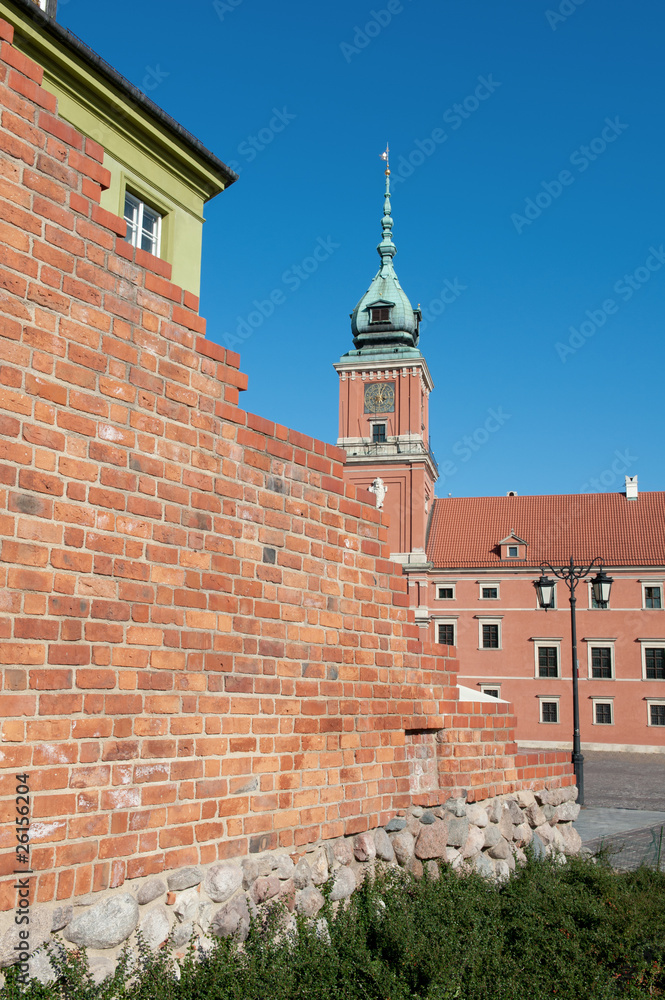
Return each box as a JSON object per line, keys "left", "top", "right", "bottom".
{"left": 0, "top": 23, "right": 572, "bottom": 913}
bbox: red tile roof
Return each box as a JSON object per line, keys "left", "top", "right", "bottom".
{"left": 426, "top": 492, "right": 665, "bottom": 568}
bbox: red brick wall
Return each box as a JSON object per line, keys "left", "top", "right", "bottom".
{"left": 0, "top": 23, "right": 572, "bottom": 912}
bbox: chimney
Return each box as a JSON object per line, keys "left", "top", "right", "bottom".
{"left": 32, "top": 0, "right": 58, "bottom": 19}
{"left": 625, "top": 475, "right": 638, "bottom": 500}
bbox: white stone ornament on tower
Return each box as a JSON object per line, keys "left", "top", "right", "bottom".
{"left": 368, "top": 477, "right": 387, "bottom": 509}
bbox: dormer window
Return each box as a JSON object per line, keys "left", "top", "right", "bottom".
{"left": 370, "top": 306, "right": 391, "bottom": 323}
{"left": 498, "top": 533, "right": 527, "bottom": 560}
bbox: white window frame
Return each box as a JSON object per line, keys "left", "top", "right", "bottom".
{"left": 478, "top": 617, "right": 502, "bottom": 650}
{"left": 585, "top": 639, "right": 616, "bottom": 680}
{"left": 370, "top": 420, "right": 387, "bottom": 444}
{"left": 124, "top": 190, "right": 162, "bottom": 257}
{"left": 435, "top": 618, "right": 457, "bottom": 647}
{"left": 507, "top": 545, "right": 518, "bottom": 558}
{"left": 640, "top": 641, "right": 665, "bottom": 681}
{"left": 592, "top": 698, "right": 614, "bottom": 726}
{"left": 479, "top": 582, "right": 500, "bottom": 601}
{"left": 641, "top": 581, "right": 664, "bottom": 610}
{"left": 647, "top": 699, "right": 665, "bottom": 727}
{"left": 533, "top": 639, "right": 562, "bottom": 679}
{"left": 538, "top": 696, "right": 560, "bottom": 724}
{"left": 481, "top": 684, "right": 501, "bottom": 699}
{"left": 436, "top": 583, "right": 456, "bottom": 601}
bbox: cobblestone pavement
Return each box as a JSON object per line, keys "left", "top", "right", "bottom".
{"left": 580, "top": 750, "right": 665, "bottom": 811}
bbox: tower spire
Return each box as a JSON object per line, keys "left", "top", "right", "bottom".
{"left": 344, "top": 147, "right": 421, "bottom": 358}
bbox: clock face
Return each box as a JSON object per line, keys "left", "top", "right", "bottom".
{"left": 364, "top": 381, "right": 395, "bottom": 414}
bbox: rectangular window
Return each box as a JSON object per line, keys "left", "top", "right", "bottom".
{"left": 482, "top": 624, "right": 499, "bottom": 648}
{"left": 437, "top": 587, "right": 454, "bottom": 600}
{"left": 645, "top": 586, "right": 662, "bottom": 609}
{"left": 594, "top": 702, "right": 613, "bottom": 725}
{"left": 650, "top": 704, "right": 665, "bottom": 726}
{"left": 482, "top": 587, "right": 498, "bottom": 599}
{"left": 481, "top": 686, "right": 500, "bottom": 698}
{"left": 591, "top": 647, "right": 612, "bottom": 679}
{"left": 124, "top": 191, "right": 162, "bottom": 257}
{"left": 372, "top": 424, "right": 386, "bottom": 443}
{"left": 540, "top": 701, "right": 558, "bottom": 724}
{"left": 538, "top": 646, "right": 558, "bottom": 678}
{"left": 437, "top": 623, "right": 455, "bottom": 646}
{"left": 645, "top": 648, "right": 665, "bottom": 679}
{"left": 508, "top": 546, "right": 518, "bottom": 557}
{"left": 370, "top": 306, "right": 390, "bottom": 323}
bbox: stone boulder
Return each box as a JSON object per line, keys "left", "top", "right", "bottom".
{"left": 466, "top": 803, "right": 489, "bottom": 827}
{"left": 137, "top": 878, "right": 167, "bottom": 905}
{"left": 211, "top": 894, "right": 250, "bottom": 941}
{"left": 415, "top": 819, "right": 449, "bottom": 859}
{"left": 373, "top": 827, "right": 395, "bottom": 862}
{"left": 252, "top": 876, "right": 280, "bottom": 904}
{"left": 553, "top": 801, "right": 581, "bottom": 823}
{"left": 330, "top": 866, "right": 356, "bottom": 901}
{"left": 204, "top": 864, "right": 243, "bottom": 904}
{"left": 295, "top": 885, "right": 325, "bottom": 917}
{"left": 64, "top": 894, "right": 138, "bottom": 950}
{"left": 139, "top": 904, "right": 171, "bottom": 950}
{"left": 293, "top": 858, "right": 313, "bottom": 889}
{"left": 273, "top": 855, "right": 295, "bottom": 880}
{"left": 461, "top": 824, "right": 485, "bottom": 859}
{"left": 391, "top": 829, "right": 415, "bottom": 867}
{"left": 167, "top": 867, "right": 202, "bottom": 891}
{"left": 447, "top": 817, "right": 469, "bottom": 848}
{"left": 353, "top": 833, "right": 376, "bottom": 862}
{"left": 174, "top": 887, "right": 199, "bottom": 923}
{"left": 525, "top": 802, "right": 546, "bottom": 828}
{"left": 333, "top": 839, "right": 354, "bottom": 866}
{"left": 487, "top": 836, "right": 511, "bottom": 860}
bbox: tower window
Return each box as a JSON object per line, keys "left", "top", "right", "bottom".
{"left": 124, "top": 191, "right": 162, "bottom": 257}
{"left": 372, "top": 424, "right": 386, "bottom": 443}
{"left": 370, "top": 306, "right": 391, "bottom": 323}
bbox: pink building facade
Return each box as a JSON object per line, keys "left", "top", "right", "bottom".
{"left": 337, "top": 168, "right": 665, "bottom": 751}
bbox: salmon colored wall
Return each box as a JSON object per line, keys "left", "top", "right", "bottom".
{"left": 426, "top": 572, "right": 665, "bottom": 749}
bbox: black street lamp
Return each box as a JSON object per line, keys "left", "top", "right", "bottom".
{"left": 535, "top": 557, "right": 613, "bottom": 805}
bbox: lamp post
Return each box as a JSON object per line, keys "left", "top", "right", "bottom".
{"left": 535, "top": 558, "right": 613, "bottom": 806}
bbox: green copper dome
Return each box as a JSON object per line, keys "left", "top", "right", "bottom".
{"left": 345, "top": 167, "right": 422, "bottom": 360}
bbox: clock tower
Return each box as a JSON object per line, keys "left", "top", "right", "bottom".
{"left": 334, "top": 158, "right": 437, "bottom": 564}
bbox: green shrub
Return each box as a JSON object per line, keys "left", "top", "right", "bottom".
{"left": 3, "top": 853, "right": 664, "bottom": 1000}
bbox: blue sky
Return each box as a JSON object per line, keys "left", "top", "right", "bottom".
{"left": 60, "top": 0, "right": 665, "bottom": 498}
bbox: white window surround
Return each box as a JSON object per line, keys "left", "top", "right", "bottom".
{"left": 532, "top": 639, "right": 562, "bottom": 679}
{"left": 434, "top": 617, "right": 457, "bottom": 646}
{"left": 477, "top": 616, "right": 503, "bottom": 650}
{"left": 639, "top": 641, "right": 665, "bottom": 681}
{"left": 641, "top": 581, "right": 663, "bottom": 610}
{"left": 481, "top": 684, "right": 501, "bottom": 699}
{"left": 124, "top": 191, "right": 162, "bottom": 257}
{"left": 538, "top": 696, "right": 560, "bottom": 724}
{"left": 479, "top": 582, "right": 500, "bottom": 600}
{"left": 591, "top": 698, "right": 614, "bottom": 725}
{"left": 584, "top": 639, "right": 616, "bottom": 680}
{"left": 647, "top": 699, "right": 665, "bottom": 726}
{"left": 436, "top": 583, "right": 456, "bottom": 600}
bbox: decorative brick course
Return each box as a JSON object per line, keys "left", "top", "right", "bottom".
{"left": 0, "top": 22, "right": 573, "bottom": 916}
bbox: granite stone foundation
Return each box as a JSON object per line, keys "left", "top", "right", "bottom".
{"left": 1, "top": 787, "right": 581, "bottom": 984}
